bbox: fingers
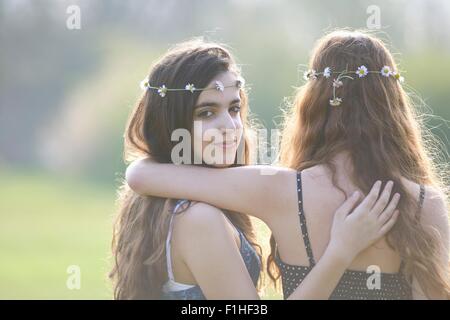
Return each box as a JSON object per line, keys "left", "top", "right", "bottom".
{"left": 358, "top": 180, "right": 382, "bottom": 211}
{"left": 370, "top": 181, "right": 394, "bottom": 216}
{"left": 377, "top": 209, "right": 400, "bottom": 237}
{"left": 335, "top": 191, "right": 361, "bottom": 219}
{"left": 378, "top": 193, "right": 401, "bottom": 225}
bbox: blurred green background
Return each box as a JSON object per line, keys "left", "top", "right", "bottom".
{"left": 0, "top": 0, "right": 449, "bottom": 299}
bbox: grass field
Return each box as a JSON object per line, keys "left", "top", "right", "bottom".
{"left": 0, "top": 169, "right": 115, "bottom": 299}
{"left": 0, "top": 169, "right": 281, "bottom": 299}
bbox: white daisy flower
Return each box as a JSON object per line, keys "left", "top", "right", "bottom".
{"left": 329, "top": 97, "right": 342, "bottom": 106}
{"left": 158, "top": 85, "right": 167, "bottom": 97}
{"left": 303, "top": 69, "right": 317, "bottom": 81}
{"left": 140, "top": 78, "right": 149, "bottom": 90}
{"left": 356, "top": 65, "right": 368, "bottom": 78}
{"left": 393, "top": 71, "right": 405, "bottom": 83}
{"left": 380, "top": 65, "right": 392, "bottom": 77}
{"left": 323, "top": 67, "right": 331, "bottom": 78}
{"left": 215, "top": 80, "right": 224, "bottom": 92}
{"left": 303, "top": 70, "right": 309, "bottom": 81}
{"left": 185, "top": 83, "right": 196, "bottom": 93}
{"left": 333, "top": 79, "right": 343, "bottom": 88}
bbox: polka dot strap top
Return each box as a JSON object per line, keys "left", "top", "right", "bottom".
{"left": 275, "top": 171, "right": 426, "bottom": 300}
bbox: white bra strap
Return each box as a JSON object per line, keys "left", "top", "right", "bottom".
{"left": 165, "top": 214, "right": 176, "bottom": 281}
{"left": 165, "top": 200, "right": 190, "bottom": 282}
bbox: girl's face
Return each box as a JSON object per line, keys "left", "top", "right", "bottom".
{"left": 192, "top": 71, "right": 244, "bottom": 167}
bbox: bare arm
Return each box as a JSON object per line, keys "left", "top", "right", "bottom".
{"left": 127, "top": 159, "right": 401, "bottom": 299}
{"left": 126, "top": 158, "right": 297, "bottom": 224}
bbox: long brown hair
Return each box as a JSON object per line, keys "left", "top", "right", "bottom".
{"left": 109, "top": 39, "right": 261, "bottom": 299}
{"left": 268, "top": 30, "right": 450, "bottom": 297}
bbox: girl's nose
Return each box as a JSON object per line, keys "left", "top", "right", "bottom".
{"left": 217, "top": 111, "right": 236, "bottom": 132}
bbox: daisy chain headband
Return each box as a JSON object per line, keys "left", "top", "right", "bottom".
{"left": 140, "top": 77, "right": 245, "bottom": 98}
{"left": 303, "top": 65, "right": 405, "bottom": 106}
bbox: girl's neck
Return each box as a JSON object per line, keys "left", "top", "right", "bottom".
{"left": 330, "top": 151, "right": 354, "bottom": 175}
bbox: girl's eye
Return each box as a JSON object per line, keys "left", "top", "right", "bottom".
{"left": 197, "top": 110, "right": 214, "bottom": 118}
{"left": 229, "top": 105, "right": 241, "bottom": 114}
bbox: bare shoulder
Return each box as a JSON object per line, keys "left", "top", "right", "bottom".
{"left": 172, "top": 202, "right": 237, "bottom": 246}
{"left": 296, "top": 165, "right": 350, "bottom": 223}
{"left": 174, "top": 202, "right": 230, "bottom": 231}
{"left": 400, "top": 178, "right": 449, "bottom": 232}
{"left": 301, "top": 164, "right": 343, "bottom": 188}
{"left": 301, "top": 164, "right": 348, "bottom": 202}
{"left": 170, "top": 202, "right": 241, "bottom": 269}
{"left": 422, "top": 185, "right": 448, "bottom": 212}
{"left": 421, "top": 186, "right": 449, "bottom": 232}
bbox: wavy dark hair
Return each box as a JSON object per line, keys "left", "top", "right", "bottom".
{"left": 109, "top": 39, "right": 262, "bottom": 299}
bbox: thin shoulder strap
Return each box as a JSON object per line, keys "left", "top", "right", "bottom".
{"left": 296, "top": 171, "right": 316, "bottom": 266}
{"left": 415, "top": 184, "right": 426, "bottom": 221}
{"left": 418, "top": 184, "right": 425, "bottom": 211}
{"left": 165, "top": 199, "right": 190, "bottom": 281}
